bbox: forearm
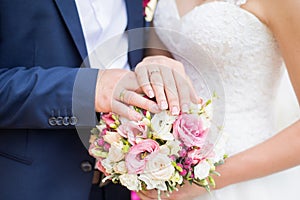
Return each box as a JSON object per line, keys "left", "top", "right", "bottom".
{"left": 145, "top": 23, "right": 173, "bottom": 57}
{"left": 214, "top": 119, "right": 300, "bottom": 189}
{"left": 0, "top": 66, "right": 98, "bottom": 128}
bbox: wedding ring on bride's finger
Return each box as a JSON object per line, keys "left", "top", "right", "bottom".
{"left": 149, "top": 69, "right": 160, "bottom": 77}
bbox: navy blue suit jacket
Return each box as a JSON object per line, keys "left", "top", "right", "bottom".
{"left": 0, "top": 0, "right": 145, "bottom": 199}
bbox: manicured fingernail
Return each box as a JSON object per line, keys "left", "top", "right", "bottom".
{"left": 171, "top": 106, "right": 179, "bottom": 115}
{"left": 198, "top": 98, "right": 203, "bottom": 104}
{"left": 181, "top": 104, "right": 189, "bottom": 113}
{"left": 150, "top": 104, "right": 161, "bottom": 113}
{"left": 148, "top": 90, "right": 154, "bottom": 98}
{"left": 160, "top": 101, "right": 168, "bottom": 110}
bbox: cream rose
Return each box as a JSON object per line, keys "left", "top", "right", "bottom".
{"left": 138, "top": 174, "right": 167, "bottom": 191}
{"left": 103, "top": 131, "right": 121, "bottom": 144}
{"left": 119, "top": 174, "right": 141, "bottom": 191}
{"left": 151, "top": 111, "right": 177, "bottom": 140}
{"left": 113, "top": 161, "right": 127, "bottom": 174}
{"left": 144, "top": 153, "right": 175, "bottom": 181}
{"left": 107, "top": 141, "right": 124, "bottom": 162}
{"left": 166, "top": 140, "right": 181, "bottom": 156}
{"left": 101, "top": 158, "right": 113, "bottom": 174}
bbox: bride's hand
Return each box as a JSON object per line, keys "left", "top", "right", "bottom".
{"left": 137, "top": 181, "right": 207, "bottom": 200}
{"left": 135, "top": 56, "right": 201, "bottom": 115}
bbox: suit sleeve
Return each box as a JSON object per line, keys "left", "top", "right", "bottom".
{"left": 0, "top": 66, "right": 98, "bottom": 129}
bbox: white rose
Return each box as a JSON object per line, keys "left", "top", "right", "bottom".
{"left": 103, "top": 131, "right": 121, "bottom": 144}
{"left": 119, "top": 174, "right": 141, "bottom": 191}
{"left": 166, "top": 140, "right": 181, "bottom": 156}
{"left": 113, "top": 161, "right": 127, "bottom": 174}
{"left": 159, "top": 145, "right": 170, "bottom": 155}
{"left": 194, "top": 160, "right": 211, "bottom": 180}
{"left": 139, "top": 174, "right": 167, "bottom": 191}
{"left": 107, "top": 141, "right": 124, "bottom": 162}
{"left": 144, "top": 153, "right": 175, "bottom": 181}
{"left": 151, "top": 111, "right": 177, "bottom": 140}
{"left": 101, "top": 158, "right": 113, "bottom": 174}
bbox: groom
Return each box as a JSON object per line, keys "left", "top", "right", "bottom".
{"left": 0, "top": 0, "right": 149, "bottom": 199}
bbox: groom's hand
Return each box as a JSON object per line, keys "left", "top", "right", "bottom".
{"left": 95, "top": 69, "right": 160, "bottom": 121}
{"left": 135, "top": 56, "right": 201, "bottom": 115}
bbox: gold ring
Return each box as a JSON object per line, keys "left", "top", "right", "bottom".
{"left": 119, "top": 89, "right": 126, "bottom": 102}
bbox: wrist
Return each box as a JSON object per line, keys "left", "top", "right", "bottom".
{"left": 212, "top": 157, "right": 235, "bottom": 190}
{"left": 95, "top": 69, "right": 106, "bottom": 112}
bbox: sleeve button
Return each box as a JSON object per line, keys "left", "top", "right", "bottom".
{"left": 48, "top": 117, "right": 57, "bottom": 126}
{"left": 70, "top": 116, "right": 78, "bottom": 125}
{"left": 56, "top": 116, "right": 63, "bottom": 126}
{"left": 63, "top": 117, "right": 70, "bottom": 126}
{"left": 80, "top": 161, "right": 93, "bottom": 172}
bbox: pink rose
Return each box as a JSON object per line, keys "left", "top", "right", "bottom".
{"left": 173, "top": 114, "right": 208, "bottom": 148}
{"left": 96, "top": 160, "right": 110, "bottom": 176}
{"left": 187, "top": 148, "right": 205, "bottom": 165}
{"left": 117, "top": 121, "right": 148, "bottom": 145}
{"left": 187, "top": 143, "right": 215, "bottom": 167}
{"left": 102, "top": 113, "right": 115, "bottom": 127}
{"left": 125, "top": 139, "right": 159, "bottom": 174}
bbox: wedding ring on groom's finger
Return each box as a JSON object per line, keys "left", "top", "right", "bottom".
{"left": 119, "top": 89, "right": 126, "bottom": 102}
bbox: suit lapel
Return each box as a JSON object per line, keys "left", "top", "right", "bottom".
{"left": 54, "top": 0, "right": 88, "bottom": 60}
{"left": 125, "top": 0, "right": 145, "bottom": 69}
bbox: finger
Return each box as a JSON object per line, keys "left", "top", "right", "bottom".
{"left": 137, "top": 192, "right": 154, "bottom": 200}
{"left": 149, "top": 68, "right": 168, "bottom": 110}
{"left": 135, "top": 63, "right": 155, "bottom": 98}
{"left": 121, "top": 90, "right": 161, "bottom": 113}
{"left": 172, "top": 70, "right": 192, "bottom": 113}
{"left": 160, "top": 67, "right": 180, "bottom": 115}
{"left": 186, "top": 76, "right": 202, "bottom": 104}
{"left": 111, "top": 100, "right": 142, "bottom": 121}
{"left": 138, "top": 190, "right": 167, "bottom": 200}
{"left": 170, "top": 60, "right": 201, "bottom": 104}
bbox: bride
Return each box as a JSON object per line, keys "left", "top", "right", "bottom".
{"left": 137, "top": 0, "right": 300, "bottom": 199}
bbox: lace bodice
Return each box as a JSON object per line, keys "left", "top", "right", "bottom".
{"left": 224, "top": 0, "right": 247, "bottom": 6}
{"left": 154, "top": 0, "right": 284, "bottom": 155}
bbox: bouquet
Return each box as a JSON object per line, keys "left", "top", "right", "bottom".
{"left": 89, "top": 99, "right": 226, "bottom": 199}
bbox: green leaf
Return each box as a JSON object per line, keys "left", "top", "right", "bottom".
{"left": 112, "top": 114, "right": 119, "bottom": 121}
{"left": 122, "top": 144, "right": 130, "bottom": 153}
{"left": 109, "top": 123, "right": 117, "bottom": 129}
{"left": 146, "top": 111, "right": 152, "bottom": 120}
{"left": 208, "top": 176, "right": 216, "bottom": 188}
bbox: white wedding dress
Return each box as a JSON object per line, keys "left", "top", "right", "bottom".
{"left": 154, "top": 0, "right": 300, "bottom": 199}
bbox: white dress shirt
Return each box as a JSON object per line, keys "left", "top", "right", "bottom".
{"left": 75, "top": 0, "right": 130, "bottom": 69}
